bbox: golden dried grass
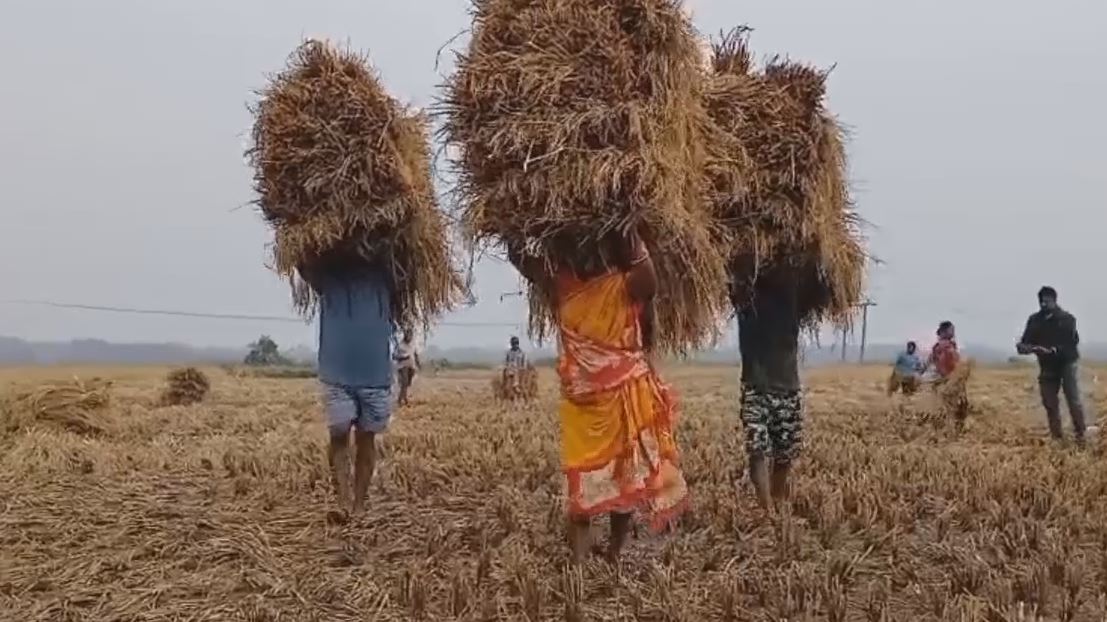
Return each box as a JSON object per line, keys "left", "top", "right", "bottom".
{"left": 249, "top": 40, "right": 462, "bottom": 328}
{"left": 705, "top": 28, "right": 865, "bottom": 325}
{"left": 160, "top": 367, "right": 211, "bottom": 406}
{"left": 0, "top": 377, "right": 112, "bottom": 435}
{"left": 492, "top": 366, "right": 539, "bottom": 402}
{"left": 1, "top": 364, "right": 1105, "bottom": 620}
{"left": 438, "top": 0, "right": 728, "bottom": 351}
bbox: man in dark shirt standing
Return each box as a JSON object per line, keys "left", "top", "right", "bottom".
{"left": 1016, "top": 286, "right": 1086, "bottom": 443}
{"left": 734, "top": 269, "right": 803, "bottom": 512}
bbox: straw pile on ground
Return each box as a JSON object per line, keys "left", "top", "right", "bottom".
{"left": 937, "top": 358, "right": 974, "bottom": 419}
{"left": 248, "top": 40, "right": 462, "bottom": 328}
{"left": 1, "top": 377, "right": 112, "bottom": 436}
{"left": 491, "top": 366, "right": 539, "bottom": 402}
{"left": 705, "top": 28, "right": 865, "bottom": 325}
{"left": 439, "top": 0, "right": 727, "bottom": 351}
{"left": 160, "top": 367, "right": 210, "bottom": 407}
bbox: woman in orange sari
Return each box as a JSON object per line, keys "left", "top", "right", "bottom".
{"left": 509, "top": 231, "right": 689, "bottom": 563}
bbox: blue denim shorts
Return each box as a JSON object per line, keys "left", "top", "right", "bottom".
{"left": 321, "top": 383, "right": 392, "bottom": 434}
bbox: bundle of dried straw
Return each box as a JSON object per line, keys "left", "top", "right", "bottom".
{"left": 2, "top": 377, "right": 113, "bottom": 436}
{"left": 248, "top": 40, "right": 462, "bottom": 328}
{"left": 161, "top": 367, "right": 211, "bottom": 407}
{"left": 705, "top": 28, "right": 865, "bottom": 325}
{"left": 439, "top": 0, "right": 728, "bottom": 351}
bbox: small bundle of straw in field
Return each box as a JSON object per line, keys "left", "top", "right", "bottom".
{"left": 491, "top": 366, "right": 539, "bottom": 403}
{"left": 161, "top": 367, "right": 211, "bottom": 407}
{"left": 704, "top": 28, "right": 865, "bottom": 326}
{"left": 521, "top": 366, "right": 539, "bottom": 400}
{"left": 491, "top": 363, "right": 538, "bottom": 402}
{"left": 439, "top": 0, "right": 728, "bottom": 351}
{"left": 2, "top": 377, "right": 113, "bottom": 436}
{"left": 937, "top": 359, "right": 974, "bottom": 420}
{"left": 248, "top": 40, "right": 462, "bottom": 328}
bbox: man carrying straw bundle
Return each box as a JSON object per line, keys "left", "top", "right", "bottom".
{"left": 441, "top": 0, "right": 715, "bottom": 561}
{"left": 300, "top": 252, "right": 395, "bottom": 519}
{"left": 703, "top": 29, "right": 866, "bottom": 512}
{"left": 249, "top": 40, "right": 461, "bottom": 518}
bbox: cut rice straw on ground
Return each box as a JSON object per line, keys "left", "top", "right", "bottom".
{"left": 1, "top": 377, "right": 113, "bottom": 436}
{"left": 249, "top": 39, "right": 462, "bottom": 328}
{"left": 439, "top": 0, "right": 729, "bottom": 351}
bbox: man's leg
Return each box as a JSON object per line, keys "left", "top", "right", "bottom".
{"left": 606, "top": 512, "right": 633, "bottom": 563}
{"left": 1060, "top": 365, "right": 1087, "bottom": 441}
{"left": 322, "top": 384, "right": 356, "bottom": 514}
{"left": 740, "top": 388, "right": 773, "bottom": 511}
{"left": 768, "top": 391, "right": 804, "bottom": 505}
{"left": 396, "top": 369, "right": 410, "bottom": 406}
{"left": 1040, "top": 376, "right": 1063, "bottom": 439}
{"left": 352, "top": 387, "right": 391, "bottom": 513}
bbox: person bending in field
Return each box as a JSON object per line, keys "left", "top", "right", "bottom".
{"left": 394, "top": 328, "right": 420, "bottom": 407}
{"left": 925, "top": 320, "right": 969, "bottom": 423}
{"left": 509, "top": 230, "right": 688, "bottom": 564}
{"left": 732, "top": 267, "right": 804, "bottom": 512}
{"left": 1017, "top": 286, "right": 1086, "bottom": 444}
{"left": 299, "top": 248, "right": 394, "bottom": 519}
{"left": 927, "top": 321, "right": 960, "bottom": 380}
{"left": 888, "top": 341, "right": 923, "bottom": 396}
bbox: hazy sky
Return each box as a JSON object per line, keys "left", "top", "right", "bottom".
{"left": 1, "top": 0, "right": 1104, "bottom": 353}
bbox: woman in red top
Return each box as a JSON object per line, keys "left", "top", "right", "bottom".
{"left": 928, "top": 320, "right": 969, "bottom": 424}
{"left": 929, "top": 321, "right": 960, "bottom": 378}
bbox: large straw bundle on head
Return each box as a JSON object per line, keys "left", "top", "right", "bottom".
{"left": 439, "top": 0, "right": 728, "bottom": 352}
{"left": 705, "top": 28, "right": 865, "bottom": 326}
{"left": 248, "top": 40, "right": 462, "bottom": 328}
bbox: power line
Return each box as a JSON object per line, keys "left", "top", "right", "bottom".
{"left": 0, "top": 299, "right": 521, "bottom": 327}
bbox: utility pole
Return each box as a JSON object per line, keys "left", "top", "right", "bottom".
{"left": 840, "top": 326, "right": 848, "bottom": 362}
{"left": 857, "top": 299, "right": 877, "bottom": 363}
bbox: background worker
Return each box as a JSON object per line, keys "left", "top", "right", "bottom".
{"left": 1017, "top": 286, "right": 1086, "bottom": 444}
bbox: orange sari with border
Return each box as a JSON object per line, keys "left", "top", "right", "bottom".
{"left": 557, "top": 269, "right": 689, "bottom": 532}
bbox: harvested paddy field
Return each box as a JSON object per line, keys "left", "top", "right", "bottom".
{"left": 1, "top": 364, "right": 1105, "bottom": 621}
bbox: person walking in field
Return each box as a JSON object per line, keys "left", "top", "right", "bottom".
{"left": 509, "top": 230, "right": 688, "bottom": 564}
{"left": 1016, "top": 286, "right": 1087, "bottom": 444}
{"left": 502, "top": 336, "right": 528, "bottom": 399}
{"left": 733, "top": 268, "right": 804, "bottom": 512}
{"left": 300, "top": 249, "right": 394, "bottom": 519}
{"left": 394, "top": 328, "right": 420, "bottom": 407}
{"left": 888, "top": 341, "right": 923, "bottom": 396}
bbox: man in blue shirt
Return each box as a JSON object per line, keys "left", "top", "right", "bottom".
{"left": 888, "top": 341, "right": 923, "bottom": 396}
{"left": 301, "top": 250, "right": 394, "bottom": 518}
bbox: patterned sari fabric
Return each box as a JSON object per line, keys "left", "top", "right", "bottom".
{"left": 556, "top": 270, "right": 689, "bottom": 532}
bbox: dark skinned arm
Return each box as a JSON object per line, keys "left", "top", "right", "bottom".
{"left": 1016, "top": 315, "right": 1038, "bottom": 355}
{"left": 639, "top": 300, "right": 657, "bottom": 352}
{"left": 625, "top": 231, "right": 657, "bottom": 304}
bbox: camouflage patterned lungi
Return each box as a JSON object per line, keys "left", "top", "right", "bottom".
{"left": 740, "top": 386, "right": 804, "bottom": 464}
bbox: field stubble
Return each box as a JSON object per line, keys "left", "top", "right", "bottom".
{"left": 1, "top": 364, "right": 1106, "bottom": 621}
